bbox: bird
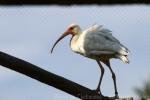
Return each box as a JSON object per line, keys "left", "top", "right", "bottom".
{"left": 51, "top": 23, "right": 129, "bottom": 99}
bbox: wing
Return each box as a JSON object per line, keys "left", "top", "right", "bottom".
{"left": 83, "top": 24, "right": 129, "bottom": 55}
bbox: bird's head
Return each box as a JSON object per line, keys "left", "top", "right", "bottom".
{"left": 51, "top": 24, "right": 81, "bottom": 53}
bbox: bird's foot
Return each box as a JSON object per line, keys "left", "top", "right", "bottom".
{"left": 109, "top": 94, "right": 119, "bottom": 100}
{"left": 115, "top": 92, "right": 119, "bottom": 99}
{"left": 93, "top": 88, "right": 104, "bottom": 97}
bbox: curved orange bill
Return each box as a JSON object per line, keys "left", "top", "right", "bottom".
{"left": 51, "top": 31, "right": 71, "bottom": 53}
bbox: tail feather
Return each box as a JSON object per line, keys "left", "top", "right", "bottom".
{"left": 117, "top": 55, "right": 129, "bottom": 64}
{"left": 116, "top": 45, "right": 130, "bottom": 64}
{"left": 118, "top": 46, "right": 130, "bottom": 56}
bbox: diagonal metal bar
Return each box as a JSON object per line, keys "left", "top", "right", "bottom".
{"left": 0, "top": 51, "right": 113, "bottom": 100}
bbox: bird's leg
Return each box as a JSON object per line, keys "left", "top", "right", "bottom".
{"left": 96, "top": 60, "right": 105, "bottom": 96}
{"left": 103, "top": 60, "right": 119, "bottom": 99}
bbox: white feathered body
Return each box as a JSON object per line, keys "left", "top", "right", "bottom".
{"left": 70, "top": 24, "right": 129, "bottom": 63}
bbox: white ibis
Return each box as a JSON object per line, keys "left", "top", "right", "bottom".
{"left": 51, "top": 24, "right": 129, "bottom": 98}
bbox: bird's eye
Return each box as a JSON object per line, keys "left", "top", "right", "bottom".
{"left": 70, "top": 27, "right": 74, "bottom": 30}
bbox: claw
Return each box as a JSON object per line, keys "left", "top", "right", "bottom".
{"left": 109, "top": 95, "right": 119, "bottom": 100}
{"left": 115, "top": 95, "right": 119, "bottom": 99}
{"left": 95, "top": 88, "right": 103, "bottom": 96}
{"left": 96, "top": 90, "right": 101, "bottom": 95}
{"left": 115, "top": 92, "right": 119, "bottom": 99}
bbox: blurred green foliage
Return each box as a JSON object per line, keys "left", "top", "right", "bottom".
{"left": 134, "top": 80, "right": 150, "bottom": 99}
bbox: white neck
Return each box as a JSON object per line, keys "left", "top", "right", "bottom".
{"left": 70, "top": 33, "right": 81, "bottom": 53}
